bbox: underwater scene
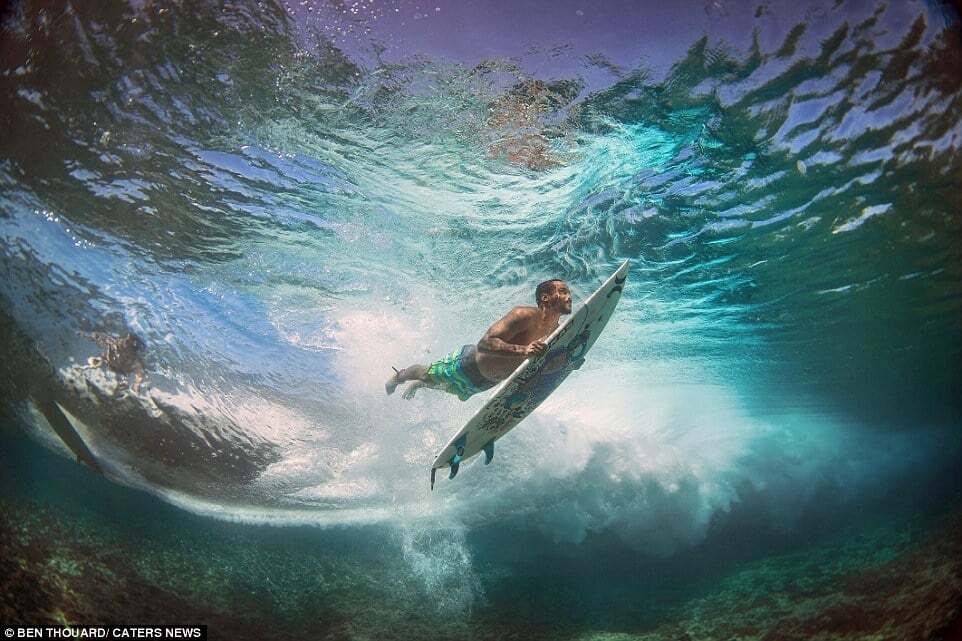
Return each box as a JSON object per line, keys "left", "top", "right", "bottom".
{"left": 1, "top": 0, "right": 961, "bottom": 639}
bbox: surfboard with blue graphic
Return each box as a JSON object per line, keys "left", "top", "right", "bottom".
{"left": 431, "top": 260, "right": 629, "bottom": 488}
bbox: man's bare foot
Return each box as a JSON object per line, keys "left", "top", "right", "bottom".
{"left": 385, "top": 367, "right": 401, "bottom": 395}
{"left": 402, "top": 382, "right": 423, "bottom": 400}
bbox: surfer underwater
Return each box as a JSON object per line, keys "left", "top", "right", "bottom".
{"left": 386, "top": 279, "right": 573, "bottom": 401}
{"left": 82, "top": 331, "right": 147, "bottom": 394}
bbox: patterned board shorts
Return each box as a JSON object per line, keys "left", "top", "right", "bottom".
{"left": 427, "top": 344, "right": 497, "bottom": 401}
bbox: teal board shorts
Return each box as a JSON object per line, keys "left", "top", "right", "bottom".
{"left": 427, "top": 344, "right": 498, "bottom": 401}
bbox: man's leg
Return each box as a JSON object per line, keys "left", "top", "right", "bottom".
{"left": 386, "top": 364, "right": 431, "bottom": 395}
{"left": 401, "top": 380, "right": 427, "bottom": 399}
{"left": 131, "top": 363, "right": 145, "bottom": 394}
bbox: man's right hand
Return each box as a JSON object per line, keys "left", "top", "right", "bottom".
{"left": 524, "top": 340, "right": 547, "bottom": 358}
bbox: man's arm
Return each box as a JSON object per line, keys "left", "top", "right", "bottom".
{"left": 477, "top": 308, "right": 539, "bottom": 356}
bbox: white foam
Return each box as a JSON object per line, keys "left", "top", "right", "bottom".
{"left": 395, "top": 523, "right": 484, "bottom": 616}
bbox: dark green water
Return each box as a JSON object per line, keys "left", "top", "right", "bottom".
{"left": 2, "top": 427, "right": 960, "bottom": 640}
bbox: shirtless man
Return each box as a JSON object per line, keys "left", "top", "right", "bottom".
{"left": 83, "top": 331, "right": 147, "bottom": 394}
{"left": 386, "top": 279, "right": 572, "bottom": 401}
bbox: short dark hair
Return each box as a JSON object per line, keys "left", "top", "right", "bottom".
{"left": 535, "top": 279, "right": 564, "bottom": 307}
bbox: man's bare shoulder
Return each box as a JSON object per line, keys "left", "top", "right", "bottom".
{"left": 507, "top": 306, "right": 540, "bottom": 318}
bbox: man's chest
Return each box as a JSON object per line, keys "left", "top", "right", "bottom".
{"left": 513, "top": 321, "right": 557, "bottom": 344}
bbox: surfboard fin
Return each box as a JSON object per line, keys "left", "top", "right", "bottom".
{"left": 430, "top": 467, "right": 437, "bottom": 491}
{"left": 483, "top": 440, "right": 494, "bottom": 465}
{"left": 449, "top": 433, "right": 467, "bottom": 480}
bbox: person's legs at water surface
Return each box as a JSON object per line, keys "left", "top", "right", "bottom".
{"left": 384, "top": 363, "right": 432, "bottom": 396}
{"left": 386, "top": 345, "right": 495, "bottom": 401}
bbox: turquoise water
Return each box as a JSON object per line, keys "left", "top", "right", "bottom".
{"left": 1, "top": 0, "right": 961, "bottom": 638}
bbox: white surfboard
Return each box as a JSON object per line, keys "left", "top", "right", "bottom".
{"left": 431, "top": 260, "right": 629, "bottom": 488}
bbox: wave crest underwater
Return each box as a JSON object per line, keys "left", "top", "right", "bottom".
{"left": 1, "top": 0, "right": 960, "bottom": 561}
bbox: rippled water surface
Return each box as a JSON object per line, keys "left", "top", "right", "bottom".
{"left": 1, "top": 0, "right": 961, "bottom": 638}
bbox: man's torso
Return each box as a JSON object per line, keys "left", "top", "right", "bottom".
{"left": 475, "top": 307, "right": 558, "bottom": 381}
